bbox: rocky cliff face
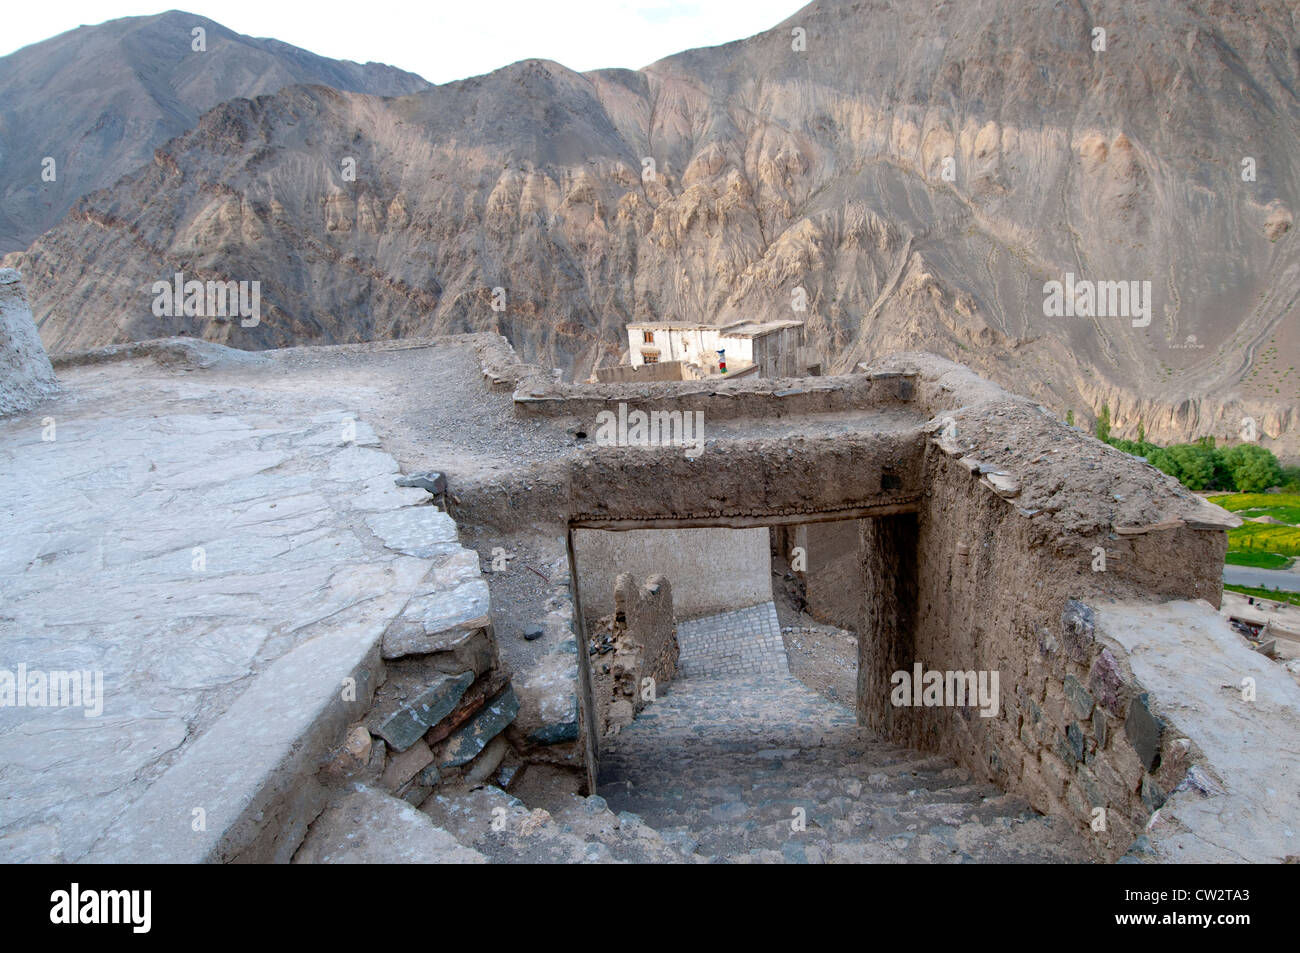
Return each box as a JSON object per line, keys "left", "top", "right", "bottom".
{"left": 0, "top": 10, "right": 429, "bottom": 252}
{"left": 5, "top": 0, "right": 1299, "bottom": 452}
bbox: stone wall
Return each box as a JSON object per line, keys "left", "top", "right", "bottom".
{"left": 329, "top": 507, "right": 591, "bottom": 815}
{"left": 855, "top": 353, "right": 1235, "bottom": 861}
{"left": 0, "top": 269, "right": 58, "bottom": 415}
{"left": 590, "top": 573, "right": 679, "bottom": 737}
{"left": 573, "top": 526, "right": 772, "bottom": 618}
{"left": 349, "top": 531, "right": 521, "bottom": 806}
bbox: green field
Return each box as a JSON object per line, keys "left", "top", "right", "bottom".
{"left": 1223, "top": 583, "right": 1300, "bottom": 608}
{"left": 1225, "top": 550, "right": 1294, "bottom": 569}
{"left": 1207, "top": 492, "right": 1300, "bottom": 570}
{"left": 1208, "top": 492, "right": 1300, "bottom": 515}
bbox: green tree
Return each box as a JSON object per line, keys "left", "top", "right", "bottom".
{"left": 1095, "top": 404, "right": 1111, "bottom": 442}
{"left": 1066, "top": 409, "right": 1075, "bottom": 427}
{"left": 1110, "top": 438, "right": 1159, "bottom": 458}
{"left": 1136, "top": 420, "right": 1145, "bottom": 443}
{"left": 1150, "top": 443, "right": 1217, "bottom": 490}
{"left": 1220, "top": 444, "right": 1282, "bottom": 492}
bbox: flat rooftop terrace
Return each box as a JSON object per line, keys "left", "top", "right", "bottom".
{"left": 0, "top": 339, "right": 518, "bottom": 860}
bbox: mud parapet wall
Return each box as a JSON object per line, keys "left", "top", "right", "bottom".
{"left": 0, "top": 270, "right": 58, "bottom": 415}
{"left": 455, "top": 335, "right": 929, "bottom": 534}
{"left": 589, "top": 573, "right": 680, "bottom": 738}
{"left": 516, "top": 371, "right": 917, "bottom": 422}
{"left": 568, "top": 432, "right": 925, "bottom": 529}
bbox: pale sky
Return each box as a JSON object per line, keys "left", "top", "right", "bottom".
{"left": 0, "top": 1, "right": 807, "bottom": 84}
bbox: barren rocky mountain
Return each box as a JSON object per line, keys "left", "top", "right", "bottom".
{"left": 0, "top": 10, "right": 429, "bottom": 251}
{"left": 5, "top": 0, "right": 1300, "bottom": 452}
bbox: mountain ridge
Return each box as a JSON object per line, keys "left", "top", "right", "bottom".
{"left": 4, "top": 0, "right": 1299, "bottom": 454}
{"left": 0, "top": 9, "right": 430, "bottom": 251}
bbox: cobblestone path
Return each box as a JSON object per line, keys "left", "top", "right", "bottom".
{"left": 675, "top": 602, "right": 789, "bottom": 677}
{"left": 598, "top": 612, "right": 1089, "bottom": 863}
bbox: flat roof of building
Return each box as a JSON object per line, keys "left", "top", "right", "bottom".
{"left": 718, "top": 319, "right": 804, "bottom": 338}
{"left": 626, "top": 321, "right": 711, "bottom": 331}
{"left": 626, "top": 319, "right": 803, "bottom": 338}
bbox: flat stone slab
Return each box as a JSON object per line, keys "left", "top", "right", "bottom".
{"left": 395, "top": 471, "right": 446, "bottom": 494}
{"left": 382, "top": 574, "right": 492, "bottom": 659}
{"left": 293, "top": 785, "right": 485, "bottom": 864}
{"left": 984, "top": 472, "right": 1020, "bottom": 498}
{"left": 366, "top": 507, "right": 460, "bottom": 557}
{"left": 373, "top": 671, "right": 476, "bottom": 752}
{"left": 512, "top": 638, "right": 582, "bottom": 748}
{"left": 441, "top": 687, "right": 519, "bottom": 767}
{"left": 83, "top": 601, "right": 394, "bottom": 863}
{"left": 407, "top": 580, "right": 492, "bottom": 636}
{"left": 1097, "top": 601, "right": 1300, "bottom": 863}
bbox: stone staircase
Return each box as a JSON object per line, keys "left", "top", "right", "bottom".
{"left": 300, "top": 603, "right": 1092, "bottom": 864}
{"left": 596, "top": 672, "right": 1090, "bottom": 863}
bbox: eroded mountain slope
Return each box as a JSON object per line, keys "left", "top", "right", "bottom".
{"left": 7, "top": 0, "right": 1299, "bottom": 449}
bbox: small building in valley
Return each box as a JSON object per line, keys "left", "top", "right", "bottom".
{"left": 596, "top": 319, "right": 807, "bottom": 382}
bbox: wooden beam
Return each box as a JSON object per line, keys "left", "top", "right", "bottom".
{"left": 568, "top": 500, "right": 921, "bottom": 531}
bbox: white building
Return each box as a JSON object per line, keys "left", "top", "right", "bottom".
{"left": 623, "top": 319, "right": 806, "bottom": 379}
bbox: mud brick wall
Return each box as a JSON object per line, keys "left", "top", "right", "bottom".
{"left": 590, "top": 573, "right": 680, "bottom": 736}
{"left": 573, "top": 526, "right": 771, "bottom": 618}
{"left": 801, "top": 518, "right": 865, "bottom": 630}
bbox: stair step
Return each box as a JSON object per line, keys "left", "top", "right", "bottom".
{"left": 594, "top": 665, "right": 1089, "bottom": 863}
